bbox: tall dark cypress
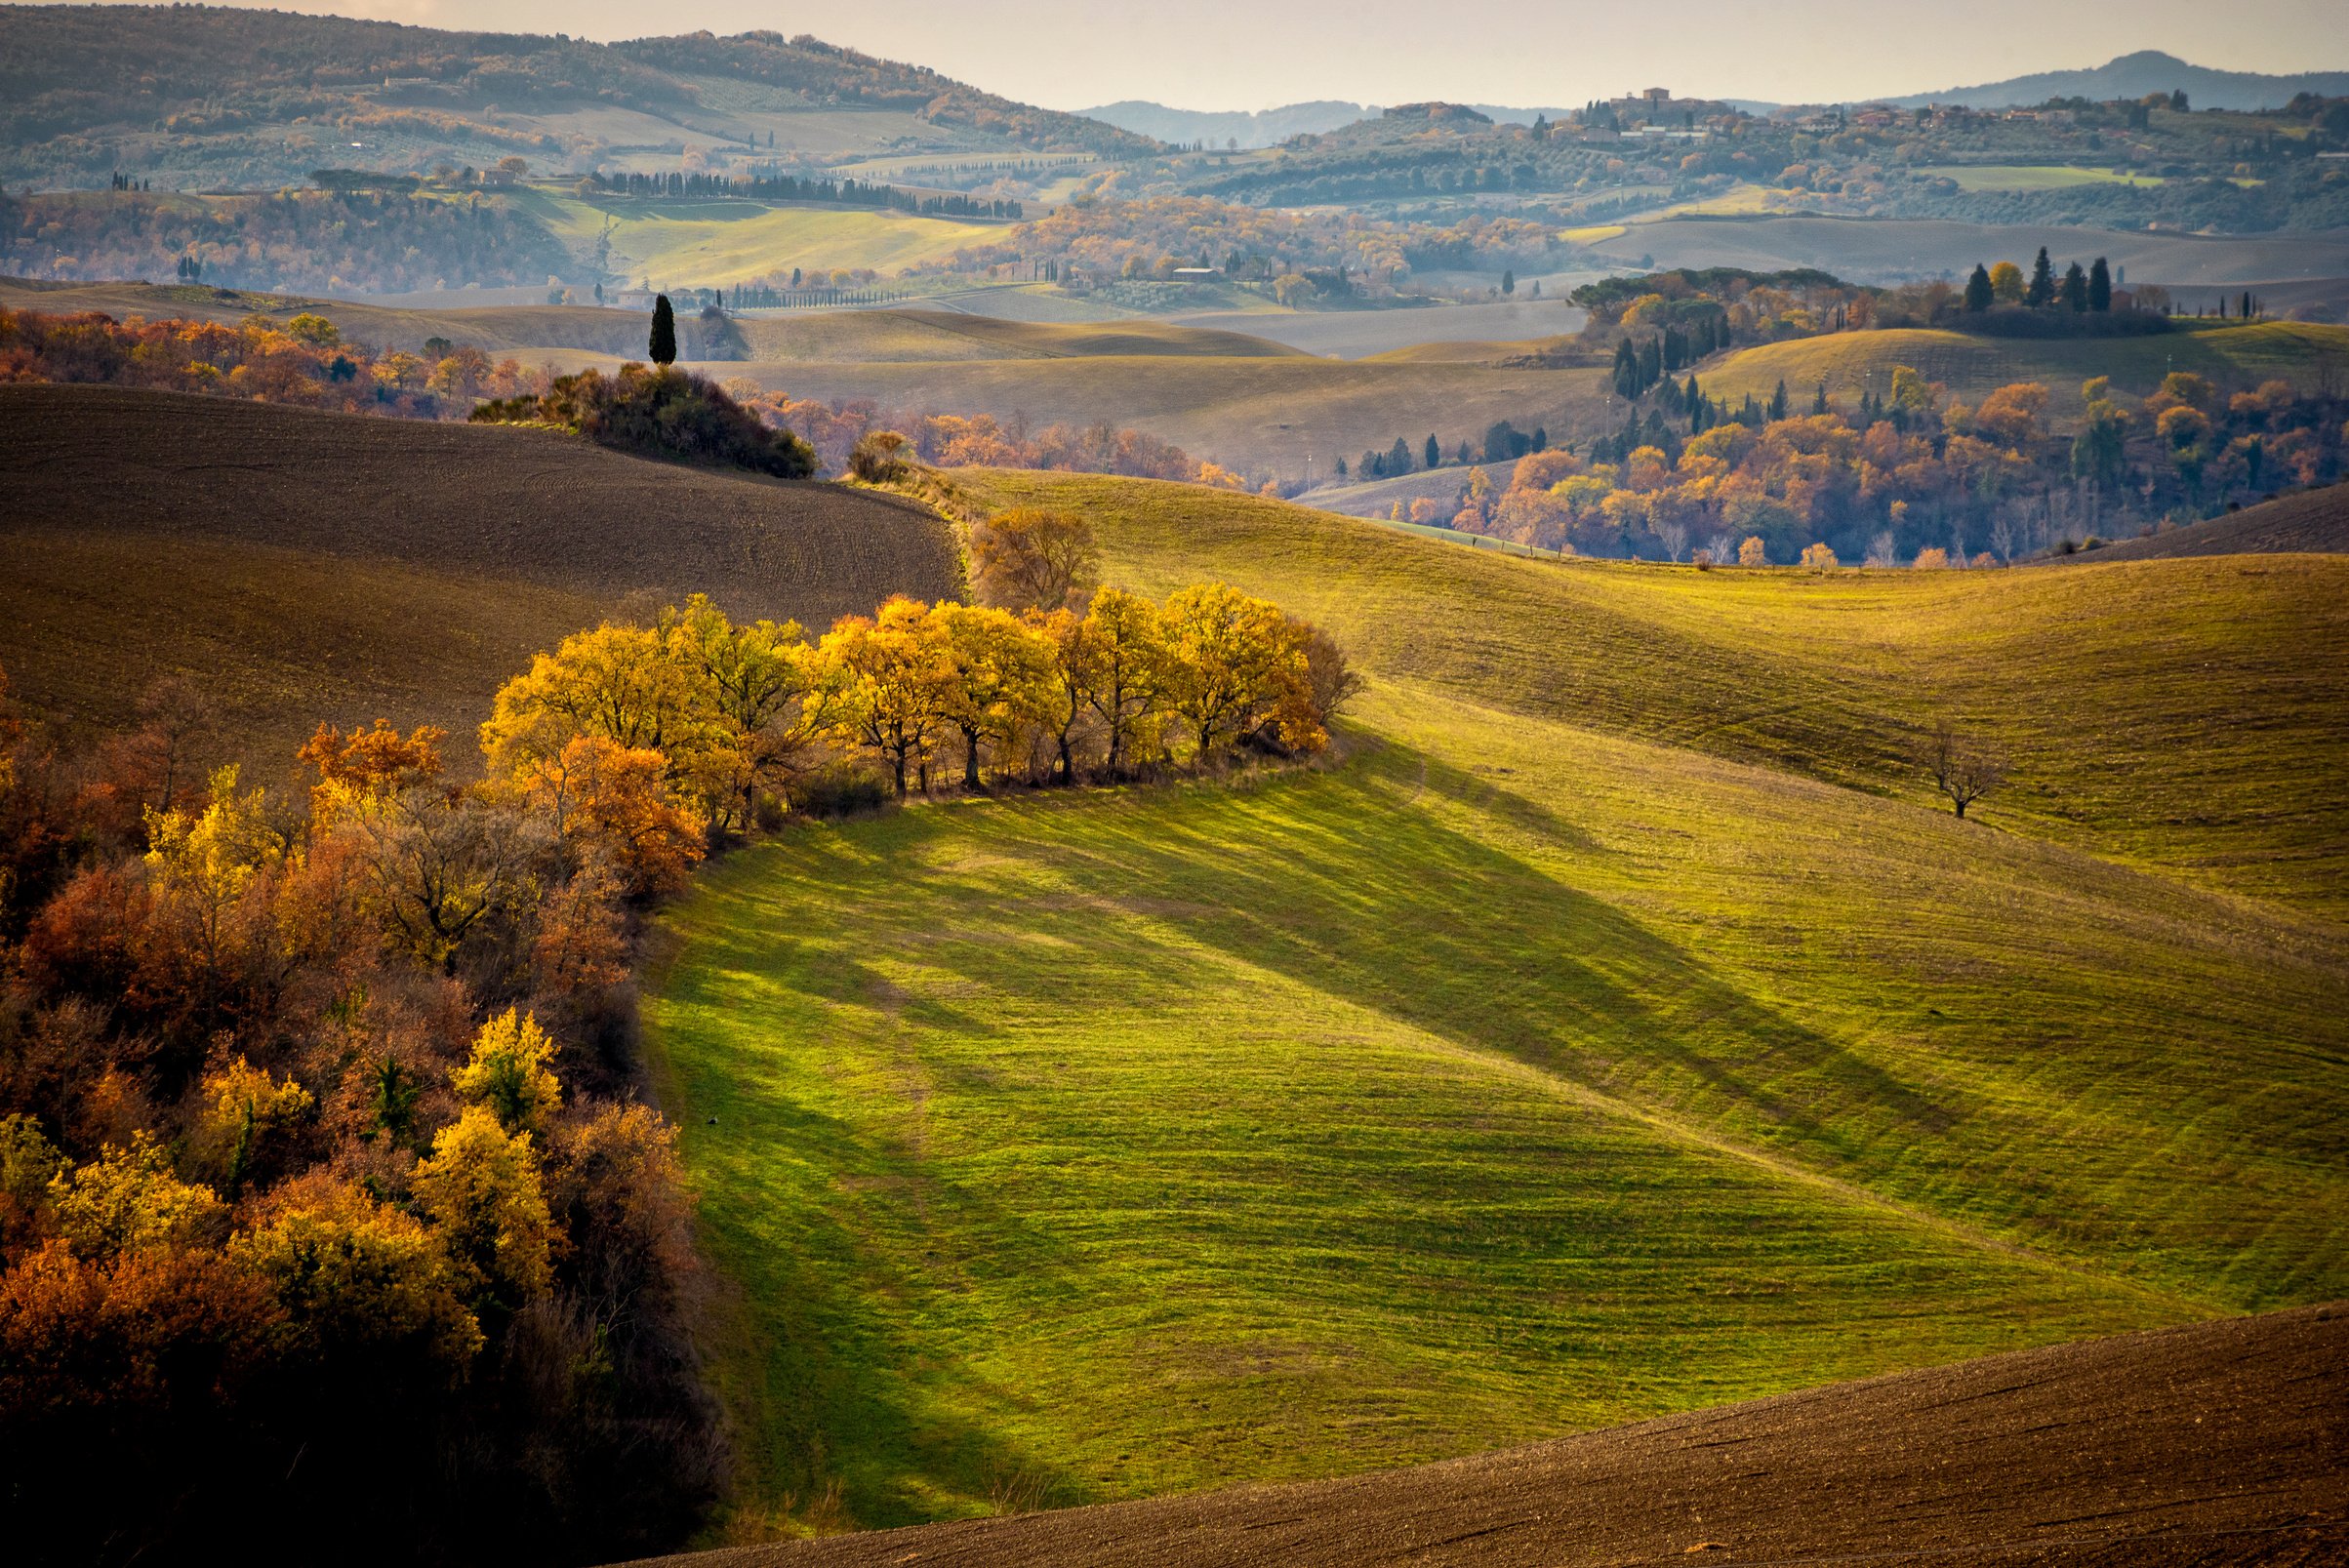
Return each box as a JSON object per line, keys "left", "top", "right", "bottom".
{"left": 2026, "top": 248, "right": 2056, "bottom": 308}
{"left": 649, "top": 294, "right": 677, "bottom": 365}
{"left": 2087, "top": 257, "right": 2112, "bottom": 312}
{"left": 2063, "top": 261, "right": 2087, "bottom": 313}
{"left": 1964, "top": 262, "right": 1994, "bottom": 313}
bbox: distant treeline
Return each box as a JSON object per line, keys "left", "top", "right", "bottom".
{"left": 587, "top": 169, "right": 1021, "bottom": 219}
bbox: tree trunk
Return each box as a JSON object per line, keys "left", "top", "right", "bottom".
{"left": 890, "top": 751, "right": 907, "bottom": 797}
{"left": 963, "top": 728, "right": 983, "bottom": 790}
{"left": 1056, "top": 732, "right": 1073, "bottom": 785}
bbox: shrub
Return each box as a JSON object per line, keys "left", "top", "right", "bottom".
{"left": 848, "top": 429, "right": 913, "bottom": 483}
{"left": 471, "top": 364, "right": 814, "bottom": 477}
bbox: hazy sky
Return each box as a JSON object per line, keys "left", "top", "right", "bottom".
{"left": 162, "top": 1, "right": 2348, "bottom": 112}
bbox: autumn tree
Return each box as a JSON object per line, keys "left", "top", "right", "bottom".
{"left": 659, "top": 594, "right": 839, "bottom": 831}
{"left": 1923, "top": 722, "right": 2007, "bottom": 819}
{"left": 451, "top": 1009, "right": 562, "bottom": 1134}
{"left": 935, "top": 603, "right": 1056, "bottom": 788}
{"left": 514, "top": 736, "right": 705, "bottom": 898}
{"left": 1159, "top": 583, "right": 1318, "bottom": 762}
{"left": 968, "top": 507, "right": 1101, "bottom": 612}
{"left": 1078, "top": 587, "right": 1168, "bottom": 775}
{"left": 411, "top": 1106, "right": 555, "bottom": 1315}
{"left": 822, "top": 597, "right": 954, "bottom": 796}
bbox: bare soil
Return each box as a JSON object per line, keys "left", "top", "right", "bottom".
{"left": 0, "top": 383, "right": 960, "bottom": 626}
{"left": 0, "top": 383, "right": 960, "bottom": 759}
{"left": 626, "top": 1304, "right": 2346, "bottom": 1568}
{"left": 2069, "top": 484, "right": 2349, "bottom": 562}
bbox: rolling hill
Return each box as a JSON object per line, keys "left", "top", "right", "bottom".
{"left": 1888, "top": 50, "right": 2349, "bottom": 112}
{"left": 1701, "top": 320, "right": 2349, "bottom": 409}
{"left": 637, "top": 467, "right": 2348, "bottom": 1528}
{"left": 0, "top": 384, "right": 960, "bottom": 761}
{"left": 2073, "top": 483, "right": 2349, "bottom": 561}
{"left": 620, "top": 1303, "right": 2346, "bottom": 1566}
{"left": 0, "top": 5, "right": 1155, "bottom": 189}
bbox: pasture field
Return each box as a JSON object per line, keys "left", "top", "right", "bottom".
{"left": 707, "top": 358, "right": 1616, "bottom": 476}
{"left": 1922, "top": 165, "right": 2167, "bottom": 191}
{"left": 644, "top": 470, "right": 2348, "bottom": 1529}
{"left": 1701, "top": 320, "right": 2349, "bottom": 408}
{"left": 728, "top": 310, "right": 1303, "bottom": 363}
{"left": 510, "top": 190, "right": 999, "bottom": 287}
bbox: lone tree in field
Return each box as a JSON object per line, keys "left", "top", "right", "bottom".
{"left": 1924, "top": 722, "right": 2007, "bottom": 819}
{"left": 969, "top": 506, "right": 1100, "bottom": 612}
{"left": 649, "top": 294, "right": 676, "bottom": 366}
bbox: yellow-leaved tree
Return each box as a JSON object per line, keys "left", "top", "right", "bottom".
{"left": 411, "top": 1106, "right": 554, "bottom": 1311}
{"left": 451, "top": 1008, "right": 562, "bottom": 1134}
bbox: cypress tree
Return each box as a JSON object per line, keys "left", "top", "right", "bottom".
{"left": 1813, "top": 381, "right": 1829, "bottom": 415}
{"left": 1389, "top": 436, "right": 1414, "bottom": 475}
{"left": 1613, "top": 338, "right": 1640, "bottom": 400}
{"left": 1769, "top": 379, "right": 1788, "bottom": 422}
{"left": 2087, "top": 257, "right": 2112, "bottom": 312}
{"left": 649, "top": 294, "right": 677, "bottom": 365}
{"left": 1964, "top": 262, "right": 1994, "bottom": 312}
{"left": 2026, "top": 248, "right": 2055, "bottom": 308}
{"left": 2063, "top": 261, "right": 2087, "bottom": 313}
{"left": 1425, "top": 433, "right": 1441, "bottom": 469}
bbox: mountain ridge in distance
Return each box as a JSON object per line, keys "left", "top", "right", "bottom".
{"left": 1886, "top": 49, "right": 2349, "bottom": 110}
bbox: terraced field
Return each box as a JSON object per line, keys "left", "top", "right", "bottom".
{"left": 642, "top": 469, "right": 2349, "bottom": 1532}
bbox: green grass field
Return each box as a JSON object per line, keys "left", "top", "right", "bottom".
{"left": 643, "top": 473, "right": 2349, "bottom": 1533}
{"left": 1704, "top": 321, "right": 2349, "bottom": 409}
{"left": 510, "top": 190, "right": 997, "bottom": 287}
{"left": 1921, "top": 165, "right": 2167, "bottom": 192}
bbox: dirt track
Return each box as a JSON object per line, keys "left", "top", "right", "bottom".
{"left": 627, "top": 1305, "right": 2346, "bottom": 1568}
{"left": 2066, "top": 485, "right": 2349, "bottom": 563}
{"left": 0, "top": 383, "right": 961, "bottom": 628}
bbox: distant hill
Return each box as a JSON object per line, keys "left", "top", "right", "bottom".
{"left": 1078, "top": 100, "right": 1599, "bottom": 148}
{"left": 1887, "top": 50, "right": 2349, "bottom": 111}
{"left": 0, "top": 4, "right": 1157, "bottom": 188}
{"left": 1079, "top": 101, "right": 1375, "bottom": 148}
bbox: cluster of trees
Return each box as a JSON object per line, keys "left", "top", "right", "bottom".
{"left": 0, "top": 669, "right": 717, "bottom": 1564}
{"left": 1426, "top": 369, "right": 2347, "bottom": 562}
{"left": 1568, "top": 268, "right": 1876, "bottom": 362}
{"left": 0, "top": 306, "right": 534, "bottom": 418}
{"left": 0, "top": 188, "right": 573, "bottom": 295}
{"left": 1338, "top": 422, "right": 1551, "bottom": 482}
{"left": 735, "top": 388, "right": 1213, "bottom": 485}
{"left": 470, "top": 363, "right": 818, "bottom": 478}
{"left": 926, "top": 194, "right": 1565, "bottom": 294}
{"left": 583, "top": 169, "right": 1021, "bottom": 220}
{"left": 1961, "top": 249, "right": 2126, "bottom": 320}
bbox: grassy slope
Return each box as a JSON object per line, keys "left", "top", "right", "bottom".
{"left": 729, "top": 310, "right": 1305, "bottom": 364}
{"left": 707, "top": 359, "right": 1615, "bottom": 474}
{"left": 510, "top": 191, "right": 996, "bottom": 286}
{"left": 959, "top": 474, "right": 2349, "bottom": 919}
{"left": 1704, "top": 321, "right": 2349, "bottom": 408}
{"left": 643, "top": 472, "right": 2348, "bottom": 1529}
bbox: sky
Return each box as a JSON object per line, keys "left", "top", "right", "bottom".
{"left": 144, "top": 0, "right": 2349, "bottom": 112}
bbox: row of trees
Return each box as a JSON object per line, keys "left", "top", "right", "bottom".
{"left": 0, "top": 670, "right": 717, "bottom": 1564}
{"left": 488, "top": 570, "right": 1352, "bottom": 809}
{"left": 583, "top": 168, "right": 1021, "bottom": 220}
{"left": 0, "top": 306, "right": 533, "bottom": 418}
{"left": 1962, "top": 250, "right": 2117, "bottom": 314}
{"left": 1338, "top": 422, "right": 1552, "bottom": 482}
